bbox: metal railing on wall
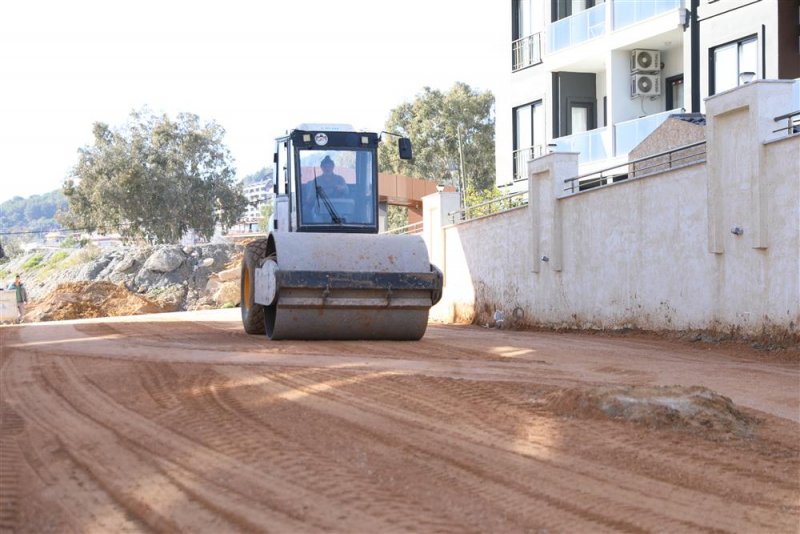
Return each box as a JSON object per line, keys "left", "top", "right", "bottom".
{"left": 773, "top": 110, "right": 800, "bottom": 137}
{"left": 381, "top": 221, "right": 424, "bottom": 235}
{"left": 448, "top": 190, "right": 529, "bottom": 225}
{"left": 513, "top": 145, "right": 547, "bottom": 181}
{"left": 562, "top": 140, "right": 707, "bottom": 194}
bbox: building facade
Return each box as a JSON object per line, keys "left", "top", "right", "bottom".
{"left": 232, "top": 177, "right": 273, "bottom": 234}
{"left": 496, "top": 0, "right": 800, "bottom": 186}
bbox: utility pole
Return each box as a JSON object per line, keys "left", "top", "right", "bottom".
{"left": 457, "top": 124, "right": 466, "bottom": 209}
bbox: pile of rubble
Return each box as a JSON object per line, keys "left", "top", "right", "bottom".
{"left": 540, "top": 385, "right": 757, "bottom": 439}
{"left": 26, "top": 281, "right": 168, "bottom": 322}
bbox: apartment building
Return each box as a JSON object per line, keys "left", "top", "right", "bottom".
{"left": 231, "top": 176, "right": 273, "bottom": 234}
{"left": 497, "top": 0, "right": 800, "bottom": 186}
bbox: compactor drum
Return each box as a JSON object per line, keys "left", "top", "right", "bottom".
{"left": 240, "top": 125, "right": 442, "bottom": 340}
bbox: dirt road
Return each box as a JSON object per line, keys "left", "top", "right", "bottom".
{"left": 2, "top": 309, "right": 798, "bottom": 533}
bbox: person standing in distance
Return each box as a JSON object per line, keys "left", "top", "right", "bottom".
{"left": 8, "top": 274, "right": 28, "bottom": 324}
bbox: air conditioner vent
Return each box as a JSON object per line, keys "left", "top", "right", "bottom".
{"left": 631, "top": 49, "right": 661, "bottom": 73}
{"left": 631, "top": 73, "right": 661, "bottom": 98}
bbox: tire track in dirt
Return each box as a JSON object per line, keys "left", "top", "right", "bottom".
{"left": 95, "top": 361, "right": 479, "bottom": 531}
{"left": 3, "top": 354, "right": 295, "bottom": 532}
{"left": 7, "top": 353, "right": 436, "bottom": 532}
{"left": 349, "top": 373, "right": 799, "bottom": 501}
{"left": 253, "top": 366, "right": 797, "bottom": 532}
{"left": 220, "top": 366, "right": 686, "bottom": 532}
{"left": 216, "top": 366, "right": 599, "bottom": 532}
{"left": 0, "top": 402, "right": 24, "bottom": 532}
{"left": 197, "top": 368, "right": 463, "bottom": 532}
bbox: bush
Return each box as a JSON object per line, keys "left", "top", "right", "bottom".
{"left": 22, "top": 254, "right": 44, "bottom": 270}
{"left": 36, "top": 250, "right": 72, "bottom": 280}
{"left": 47, "top": 250, "right": 70, "bottom": 265}
{"left": 61, "top": 244, "right": 101, "bottom": 269}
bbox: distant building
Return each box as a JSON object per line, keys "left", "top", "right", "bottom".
{"left": 231, "top": 177, "right": 273, "bottom": 235}
{"left": 90, "top": 233, "right": 123, "bottom": 248}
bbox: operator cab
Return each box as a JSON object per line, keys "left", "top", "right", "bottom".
{"left": 271, "top": 124, "right": 411, "bottom": 235}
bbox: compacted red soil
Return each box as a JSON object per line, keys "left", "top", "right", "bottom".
{"left": 1, "top": 309, "right": 798, "bottom": 533}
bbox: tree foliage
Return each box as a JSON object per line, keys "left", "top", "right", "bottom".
{"left": 0, "top": 190, "right": 66, "bottom": 234}
{"left": 62, "top": 109, "right": 247, "bottom": 244}
{"left": 379, "top": 82, "right": 495, "bottom": 191}
{"left": 387, "top": 205, "right": 408, "bottom": 231}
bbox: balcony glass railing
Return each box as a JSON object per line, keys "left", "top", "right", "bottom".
{"left": 614, "top": 109, "right": 679, "bottom": 155}
{"left": 553, "top": 127, "right": 611, "bottom": 164}
{"left": 512, "top": 33, "right": 543, "bottom": 71}
{"left": 613, "top": 0, "right": 682, "bottom": 29}
{"left": 512, "top": 145, "right": 547, "bottom": 181}
{"left": 548, "top": 3, "right": 605, "bottom": 53}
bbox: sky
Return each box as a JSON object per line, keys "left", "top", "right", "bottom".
{"left": 0, "top": 0, "right": 506, "bottom": 203}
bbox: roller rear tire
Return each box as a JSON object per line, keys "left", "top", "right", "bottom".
{"left": 241, "top": 239, "right": 268, "bottom": 335}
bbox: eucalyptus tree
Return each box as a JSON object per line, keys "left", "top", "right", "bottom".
{"left": 379, "top": 82, "right": 495, "bottom": 192}
{"left": 63, "top": 109, "right": 246, "bottom": 244}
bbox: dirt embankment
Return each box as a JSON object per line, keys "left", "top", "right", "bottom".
{"left": 25, "top": 281, "right": 169, "bottom": 322}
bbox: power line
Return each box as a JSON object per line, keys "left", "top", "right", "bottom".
{"left": 0, "top": 223, "right": 132, "bottom": 237}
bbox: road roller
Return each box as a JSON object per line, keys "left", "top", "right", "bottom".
{"left": 240, "top": 124, "right": 442, "bottom": 340}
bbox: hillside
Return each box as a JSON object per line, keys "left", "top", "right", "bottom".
{"left": 0, "top": 189, "right": 66, "bottom": 234}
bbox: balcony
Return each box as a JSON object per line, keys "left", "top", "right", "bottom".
{"left": 513, "top": 145, "right": 547, "bottom": 181}
{"left": 552, "top": 127, "right": 611, "bottom": 164}
{"left": 544, "top": 0, "right": 684, "bottom": 56}
{"left": 548, "top": 3, "right": 605, "bottom": 53}
{"left": 614, "top": 109, "right": 678, "bottom": 155}
{"left": 512, "top": 33, "right": 543, "bottom": 71}
{"left": 614, "top": 0, "right": 683, "bottom": 30}
{"left": 537, "top": 111, "right": 679, "bottom": 166}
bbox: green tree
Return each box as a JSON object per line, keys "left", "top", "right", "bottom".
{"left": 257, "top": 202, "right": 274, "bottom": 233}
{"left": 379, "top": 82, "right": 495, "bottom": 191}
{"left": 387, "top": 205, "right": 408, "bottom": 231}
{"left": 62, "top": 109, "right": 247, "bottom": 244}
{"left": 0, "top": 190, "right": 67, "bottom": 234}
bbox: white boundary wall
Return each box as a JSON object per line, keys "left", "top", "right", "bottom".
{"left": 426, "top": 81, "right": 799, "bottom": 339}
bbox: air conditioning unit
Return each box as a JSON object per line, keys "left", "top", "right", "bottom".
{"left": 631, "top": 73, "right": 661, "bottom": 98}
{"left": 631, "top": 49, "right": 661, "bottom": 72}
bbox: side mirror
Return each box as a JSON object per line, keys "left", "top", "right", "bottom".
{"left": 398, "top": 138, "right": 413, "bottom": 160}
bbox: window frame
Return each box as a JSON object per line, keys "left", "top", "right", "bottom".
{"left": 665, "top": 74, "right": 685, "bottom": 110}
{"left": 294, "top": 147, "right": 379, "bottom": 233}
{"left": 709, "top": 34, "right": 758, "bottom": 95}
{"left": 512, "top": 99, "right": 545, "bottom": 180}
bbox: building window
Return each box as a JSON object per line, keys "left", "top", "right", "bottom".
{"left": 710, "top": 35, "right": 758, "bottom": 95}
{"left": 565, "top": 100, "right": 595, "bottom": 135}
{"left": 512, "top": 0, "right": 542, "bottom": 70}
{"left": 666, "top": 74, "right": 684, "bottom": 110}
{"left": 513, "top": 0, "right": 534, "bottom": 41}
{"left": 512, "top": 100, "right": 545, "bottom": 180}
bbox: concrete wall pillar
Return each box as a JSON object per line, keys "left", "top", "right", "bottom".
{"left": 705, "top": 80, "right": 795, "bottom": 253}
{"left": 422, "top": 191, "right": 461, "bottom": 278}
{"left": 527, "top": 152, "right": 580, "bottom": 273}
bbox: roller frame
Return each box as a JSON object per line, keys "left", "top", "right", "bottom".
{"left": 249, "top": 232, "right": 442, "bottom": 340}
